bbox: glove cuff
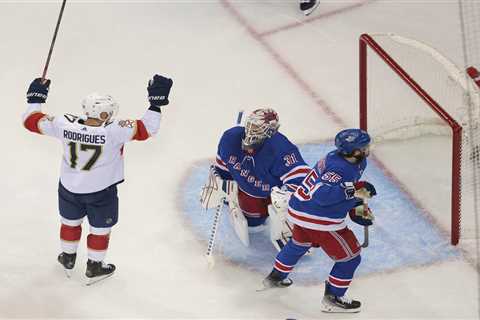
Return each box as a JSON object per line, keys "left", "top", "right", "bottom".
{"left": 148, "top": 105, "right": 162, "bottom": 113}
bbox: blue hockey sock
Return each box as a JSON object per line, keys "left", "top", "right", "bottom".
{"left": 272, "top": 239, "right": 310, "bottom": 278}
{"left": 327, "top": 255, "right": 361, "bottom": 297}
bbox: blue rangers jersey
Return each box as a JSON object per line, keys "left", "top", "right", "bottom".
{"left": 215, "top": 126, "right": 310, "bottom": 198}
{"left": 288, "top": 150, "right": 367, "bottom": 231}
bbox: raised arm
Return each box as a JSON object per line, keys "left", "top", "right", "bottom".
{"left": 22, "top": 78, "right": 59, "bottom": 137}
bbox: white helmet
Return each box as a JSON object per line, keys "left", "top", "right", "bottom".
{"left": 81, "top": 93, "right": 119, "bottom": 121}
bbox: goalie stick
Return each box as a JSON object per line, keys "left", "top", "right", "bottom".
{"left": 204, "top": 110, "right": 244, "bottom": 267}
{"left": 205, "top": 200, "right": 225, "bottom": 268}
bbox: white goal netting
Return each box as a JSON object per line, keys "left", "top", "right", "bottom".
{"left": 362, "top": 33, "right": 479, "bottom": 245}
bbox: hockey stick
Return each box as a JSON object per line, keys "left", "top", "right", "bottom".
{"left": 205, "top": 200, "right": 225, "bottom": 268}
{"left": 360, "top": 199, "right": 371, "bottom": 248}
{"left": 41, "top": 0, "right": 67, "bottom": 81}
{"left": 204, "top": 110, "right": 244, "bottom": 267}
{"left": 236, "top": 110, "right": 244, "bottom": 126}
{"left": 361, "top": 226, "right": 369, "bottom": 248}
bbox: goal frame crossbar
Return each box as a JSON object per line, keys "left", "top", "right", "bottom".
{"left": 359, "top": 33, "right": 462, "bottom": 245}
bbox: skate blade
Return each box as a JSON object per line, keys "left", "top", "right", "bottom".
{"left": 256, "top": 285, "right": 273, "bottom": 292}
{"left": 256, "top": 282, "right": 283, "bottom": 292}
{"left": 321, "top": 303, "right": 361, "bottom": 313}
{"left": 63, "top": 268, "right": 73, "bottom": 278}
{"left": 85, "top": 272, "right": 114, "bottom": 286}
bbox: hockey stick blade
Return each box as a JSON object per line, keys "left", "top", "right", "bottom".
{"left": 206, "top": 254, "right": 215, "bottom": 269}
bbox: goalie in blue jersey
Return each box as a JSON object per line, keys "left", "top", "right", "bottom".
{"left": 200, "top": 108, "right": 311, "bottom": 251}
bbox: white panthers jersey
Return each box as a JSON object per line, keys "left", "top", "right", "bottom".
{"left": 23, "top": 103, "right": 162, "bottom": 193}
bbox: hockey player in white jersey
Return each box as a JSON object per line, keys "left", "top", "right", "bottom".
{"left": 22, "top": 75, "right": 173, "bottom": 284}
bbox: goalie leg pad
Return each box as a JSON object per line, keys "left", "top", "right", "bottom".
{"left": 228, "top": 204, "right": 250, "bottom": 247}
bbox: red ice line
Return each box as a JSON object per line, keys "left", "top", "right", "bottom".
{"left": 220, "top": 0, "right": 345, "bottom": 127}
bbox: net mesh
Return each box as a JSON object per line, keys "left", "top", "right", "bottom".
{"left": 458, "top": 1, "right": 480, "bottom": 260}
{"left": 363, "top": 33, "right": 479, "bottom": 243}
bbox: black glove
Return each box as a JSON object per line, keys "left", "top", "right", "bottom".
{"left": 147, "top": 74, "right": 173, "bottom": 109}
{"left": 27, "top": 78, "right": 51, "bottom": 104}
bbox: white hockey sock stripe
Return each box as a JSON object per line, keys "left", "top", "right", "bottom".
{"left": 328, "top": 275, "right": 352, "bottom": 289}
{"left": 61, "top": 240, "right": 79, "bottom": 254}
{"left": 274, "top": 259, "right": 293, "bottom": 273}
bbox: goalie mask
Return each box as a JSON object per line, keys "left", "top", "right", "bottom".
{"left": 82, "top": 93, "right": 119, "bottom": 122}
{"left": 242, "top": 108, "right": 280, "bottom": 151}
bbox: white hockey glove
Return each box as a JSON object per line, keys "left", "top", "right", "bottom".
{"left": 200, "top": 166, "right": 237, "bottom": 210}
{"left": 268, "top": 186, "right": 294, "bottom": 252}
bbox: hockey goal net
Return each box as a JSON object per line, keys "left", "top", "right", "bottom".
{"left": 359, "top": 33, "right": 480, "bottom": 245}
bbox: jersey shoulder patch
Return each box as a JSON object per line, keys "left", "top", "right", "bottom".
{"left": 116, "top": 119, "right": 136, "bottom": 128}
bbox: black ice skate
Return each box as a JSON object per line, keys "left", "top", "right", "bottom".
{"left": 258, "top": 269, "right": 293, "bottom": 291}
{"left": 85, "top": 259, "right": 115, "bottom": 286}
{"left": 57, "top": 252, "right": 76, "bottom": 278}
{"left": 300, "top": 0, "right": 320, "bottom": 16}
{"left": 321, "top": 281, "right": 361, "bottom": 313}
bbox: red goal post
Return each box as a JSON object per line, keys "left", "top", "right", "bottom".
{"left": 358, "top": 33, "right": 471, "bottom": 245}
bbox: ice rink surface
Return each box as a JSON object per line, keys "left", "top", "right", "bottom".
{"left": 1, "top": 1, "right": 479, "bottom": 319}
